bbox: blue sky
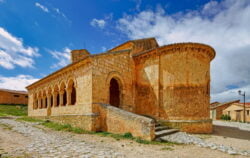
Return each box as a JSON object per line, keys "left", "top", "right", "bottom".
{"left": 0, "top": 0, "right": 249, "bottom": 102}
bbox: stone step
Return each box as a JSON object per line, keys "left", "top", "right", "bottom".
{"left": 155, "top": 123, "right": 161, "bottom": 127}
{"left": 155, "top": 126, "right": 169, "bottom": 131}
{"left": 155, "top": 129, "right": 179, "bottom": 138}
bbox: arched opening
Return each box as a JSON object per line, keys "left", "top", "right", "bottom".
{"left": 51, "top": 96, "right": 53, "bottom": 107}
{"left": 109, "top": 78, "right": 121, "bottom": 107}
{"left": 56, "top": 93, "right": 59, "bottom": 106}
{"left": 45, "top": 97, "right": 48, "bottom": 108}
{"left": 63, "top": 91, "right": 67, "bottom": 105}
{"left": 71, "top": 84, "right": 76, "bottom": 105}
{"left": 68, "top": 80, "right": 76, "bottom": 105}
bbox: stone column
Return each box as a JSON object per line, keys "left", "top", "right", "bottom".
{"left": 48, "top": 95, "right": 51, "bottom": 108}
{"left": 38, "top": 98, "right": 41, "bottom": 109}
{"left": 66, "top": 89, "right": 72, "bottom": 106}
{"left": 53, "top": 93, "right": 57, "bottom": 107}
{"left": 43, "top": 97, "right": 46, "bottom": 108}
{"left": 59, "top": 91, "right": 64, "bottom": 106}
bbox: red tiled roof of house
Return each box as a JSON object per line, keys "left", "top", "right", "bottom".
{"left": 210, "top": 100, "right": 240, "bottom": 109}
{"left": 237, "top": 103, "right": 250, "bottom": 108}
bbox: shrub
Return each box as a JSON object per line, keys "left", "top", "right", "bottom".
{"left": 220, "top": 114, "right": 231, "bottom": 120}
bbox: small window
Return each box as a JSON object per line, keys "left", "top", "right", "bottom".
{"left": 228, "top": 111, "right": 230, "bottom": 115}
{"left": 247, "top": 110, "right": 250, "bottom": 116}
{"left": 14, "top": 95, "right": 20, "bottom": 97}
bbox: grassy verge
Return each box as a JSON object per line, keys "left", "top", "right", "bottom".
{"left": 16, "top": 117, "right": 43, "bottom": 123}
{"left": 0, "top": 104, "right": 27, "bottom": 116}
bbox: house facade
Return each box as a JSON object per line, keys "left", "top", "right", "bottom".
{"left": 0, "top": 89, "right": 28, "bottom": 105}
{"left": 27, "top": 38, "right": 215, "bottom": 140}
{"left": 223, "top": 103, "right": 250, "bottom": 122}
{"left": 210, "top": 100, "right": 240, "bottom": 120}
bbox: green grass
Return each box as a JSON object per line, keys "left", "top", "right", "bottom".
{"left": 16, "top": 116, "right": 43, "bottom": 123}
{"left": 41, "top": 121, "right": 94, "bottom": 134}
{"left": 38, "top": 120, "right": 178, "bottom": 145}
{"left": 161, "top": 146, "right": 174, "bottom": 151}
{"left": 0, "top": 104, "right": 27, "bottom": 116}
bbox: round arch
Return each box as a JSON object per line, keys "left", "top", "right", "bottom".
{"left": 67, "top": 79, "right": 77, "bottom": 105}
{"left": 105, "top": 71, "right": 125, "bottom": 107}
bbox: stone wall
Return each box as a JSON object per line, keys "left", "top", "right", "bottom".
{"left": 95, "top": 103, "right": 155, "bottom": 140}
{"left": 161, "top": 120, "right": 212, "bottom": 133}
{"left": 134, "top": 50, "right": 159, "bottom": 117}
{"left": 0, "top": 90, "right": 28, "bottom": 105}
{"left": 91, "top": 51, "right": 135, "bottom": 112}
{"left": 33, "top": 114, "right": 98, "bottom": 131}
{"left": 134, "top": 43, "right": 215, "bottom": 133}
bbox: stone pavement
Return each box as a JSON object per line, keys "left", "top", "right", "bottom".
{"left": 0, "top": 119, "right": 125, "bottom": 158}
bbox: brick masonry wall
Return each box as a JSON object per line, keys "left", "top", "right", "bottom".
{"left": 95, "top": 103, "right": 155, "bottom": 140}
{"left": 0, "top": 91, "right": 28, "bottom": 105}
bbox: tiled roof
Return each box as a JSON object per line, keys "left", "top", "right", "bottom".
{"left": 210, "top": 100, "right": 240, "bottom": 109}
{"left": 236, "top": 103, "right": 250, "bottom": 108}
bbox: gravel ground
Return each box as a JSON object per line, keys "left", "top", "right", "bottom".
{"left": 0, "top": 118, "right": 249, "bottom": 158}
{"left": 213, "top": 120, "right": 250, "bottom": 131}
{"left": 160, "top": 132, "right": 250, "bottom": 156}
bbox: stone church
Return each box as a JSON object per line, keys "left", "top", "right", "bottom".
{"left": 27, "top": 38, "right": 215, "bottom": 140}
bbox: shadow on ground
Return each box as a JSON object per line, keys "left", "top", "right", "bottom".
{"left": 213, "top": 125, "right": 250, "bottom": 140}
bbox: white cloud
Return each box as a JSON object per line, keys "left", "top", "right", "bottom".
{"left": 90, "top": 18, "right": 106, "bottom": 29}
{"left": 0, "top": 75, "right": 39, "bottom": 91}
{"left": 211, "top": 85, "right": 250, "bottom": 102}
{"left": 117, "top": 0, "right": 250, "bottom": 102}
{"left": 0, "top": 27, "right": 39, "bottom": 69}
{"left": 35, "top": 2, "right": 49, "bottom": 13}
{"left": 49, "top": 47, "right": 71, "bottom": 69}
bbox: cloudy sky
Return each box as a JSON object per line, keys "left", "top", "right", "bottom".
{"left": 0, "top": 0, "right": 249, "bottom": 102}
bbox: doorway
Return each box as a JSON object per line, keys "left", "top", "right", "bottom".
{"left": 109, "top": 78, "right": 120, "bottom": 107}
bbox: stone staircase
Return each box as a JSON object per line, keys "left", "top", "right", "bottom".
{"left": 154, "top": 122, "right": 179, "bottom": 141}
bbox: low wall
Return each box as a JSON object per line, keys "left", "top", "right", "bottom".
{"left": 95, "top": 103, "right": 155, "bottom": 140}
{"left": 33, "top": 114, "right": 99, "bottom": 131}
{"left": 160, "top": 119, "right": 212, "bottom": 133}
